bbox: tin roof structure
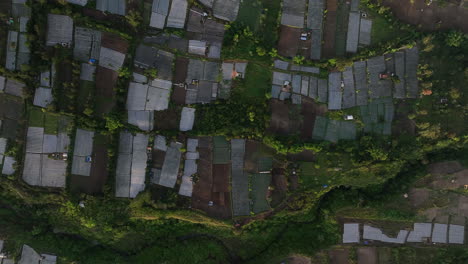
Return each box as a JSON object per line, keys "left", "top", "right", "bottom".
{"left": 66, "top": 0, "right": 88, "bottom": 6}
{"left": 158, "top": 142, "right": 182, "bottom": 188}
{"left": 281, "top": 0, "right": 306, "bottom": 28}
{"left": 212, "top": 0, "right": 240, "bottom": 21}
{"left": 231, "top": 139, "right": 249, "bottom": 216}
{"left": 2, "top": 156, "right": 16, "bottom": 175}
{"left": 115, "top": 132, "right": 148, "bottom": 198}
{"left": 407, "top": 223, "right": 433, "bottom": 243}
{"left": 71, "top": 129, "right": 94, "bottom": 176}
{"left": 74, "top": 27, "right": 102, "bottom": 62}
{"left": 432, "top": 223, "right": 448, "bottom": 243}
{"left": 33, "top": 87, "right": 53, "bottom": 108}
{"left": 188, "top": 40, "right": 207, "bottom": 56}
{"left": 150, "top": 0, "right": 170, "bottom": 29}
{"left": 46, "top": 14, "right": 73, "bottom": 46}
{"left": 98, "top": 47, "right": 125, "bottom": 71}
{"left": 179, "top": 107, "right": 195, "bottom": 131}
{"left": 96, "top": 0, "right": 126, "bottom": 15}
{"left": 343, "top": 223, "right": 360, "bottom": 243}
{"left": 166, "top": 0, "right": 188, "bottom": 28}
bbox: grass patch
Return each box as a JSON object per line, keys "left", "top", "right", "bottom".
{"left": 77, "top": 80, "right": 95, "bottom": 113}
{"left": 299, "top": 152, "right": 353, "bottom": 189}
{"left": 235, "top": 62, "right": 271, "bottom": 98}
{"left": 335, "top": 0, "right": 350, "bottom": 56}
{"left": 251, "top": 173, "right": 271, "bottom": 213}
{"left": 28, "top": 107, "right": 45, "bottom": 127}
{"left": 44, "top": 113, "right": 59, "bottom": 134}
{"left": 368, "top": 11, "right": 413, "bottom": 46}
{"left": 236, "top": 0, "right": 263, "bottom": 31}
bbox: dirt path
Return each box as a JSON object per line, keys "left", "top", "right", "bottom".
{"left": 381, "top": 0, "right": 468, "bottom": 32}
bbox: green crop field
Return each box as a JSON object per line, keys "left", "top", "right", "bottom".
{"left": 251, "top": 173, "right": 271, "bottom": 213}
{"left": 237, "top": 0, "right": 263, "bottom": 31}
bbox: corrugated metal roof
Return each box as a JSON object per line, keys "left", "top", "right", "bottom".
{"left": 154, "top": 135, "right": 167, "bottom": 151}
{"left": 42, "top": 154, "right": 67, "bottom": 187}
{"left": 73, "top": 129, "right": 94, "bottom": 156}
{"left": 33, "top": 87, "right": 53, "bottom": 108}
{"left": 96, "top": 0, "right": 126, "bottom": 15}
{"left": 178, "top": 175, "right": 193, "bottom": 197}
{"left": 188, "top": 40, "right": 207, "bottom": 56}
{"left": 166, "top": 0, "right": 188, "bottom": 28}
{"left": 26, "top": 127, "right": 44, "bottom": 153}
{"left": 179, "top": 107, "right": 195, "bottom": 131}
{"left": 432, "top": 223, "right": 448, "bottom": 243}
{"left": 231, "top": 139, "right": 249, "bottom": 216}
{"left": 213, "top": 0, "right": 240, "bottom": 21}
{"left": 42, "top": 134, "right": 58, "bottom": 153}
{"left": 67, "top": 0, "right": 88, "bottom": 6}
{"left": 80, "top": 63, "right": 96, "bottom": 81}
{"left": 150, "top": 12, "right": 166, "bottom": 29}
{"left": 343, "top": 223, "right": 360, "bottom": 243}
{"left": 146, "top": 86, "right": 170, "bottom": 111}
{"left": 74, "top": 27, "right": 102, "bottom": 62}
{"left": 46, "top": 14, "right": 74, "bottom": 46}
{"left": 2, "top": 156, "right": 15, "bottom": 175}
{"left": 99, "top": 47, "right": 125, "bottom": 71}
{"left": 126, "top": 82, "right": 149, "bottom": 111}
{"left": 0, "top": 76, "right": 5, "bottom": 91}
{"left": 346, "top": 12, "right": 360, "bottom": 53}
{"left": 358, "top": 18, "right": 372, "bottom": 46}
{"left": 22, "top": 153, "right": 42, "bottom": 186}
{"left": 127, "top": 110, "right": 154, "bottom": 131}
{"left": 159, "top": 142, "right": 182, "bottom": 188}
{"left": 19, "top": 16, "right": 29, "bottom": 32}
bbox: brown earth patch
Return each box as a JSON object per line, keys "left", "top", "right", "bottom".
{"left": 152, "top": 149, "right": 166, "bottom": 169}
{"left": 101, "top": 32, "right": 129, "bottom": 53}
{"left": 95, "top": 66, "right": 118, "bottom": 115}
{"left": 393, "top": 101, "right": 416, "bottom": 136}
{"left": 301, "top": 97, "right": 328, "bottom": 139}
{"left": 357, "top": 247, "right": 377, "bottom": 264}
{"left": 269, "top": 99, "right": 290, "bottom": 135}
{"left": 381, "top": 0, "right": 468, "bottom": 33}
{"left": 287, "top": 150, "right": 315, "bottom": 162}
{"left": 69, "top": 135, "right": 109, "bottom": 194}
{"left": 282, "top": 255, "right": 312, "bottom": 264}
{"left": 322, "top": 10, "right": 337, "bottom": 58}
{"left": 278, "top": 25, "right": 301, "bottom": 58}
{"left": 329, "top": 248, "right": 349, "bottom": 264}
{"left": 213, "top": 164, "right": 230, "bottom": 192}
{"left": 428, "top": 160, "right": 464, "bottom": 175}
{"left": 153, "top": 107, "right": 181, "bottom": 130}
{"left": 408, "top": 188, "right": 431, "bottom": 208}
{"left": 271, "top": 168, "right": 287, "bottom": 207}
{"left": 244, "top": 140, "right": 261, "bottom": 173}
{"left": 172, "top": 57, "right": 188, "bottom": 105}
{"left": 191, "top": 137, "right": 232, "bottom": 219}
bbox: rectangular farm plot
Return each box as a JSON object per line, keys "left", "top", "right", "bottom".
{"left": 74, "top": 27, "right": 101, "bottom": 62}
{"left": 22, "top": 123, "right": 71, "bottom": 187}
{"left": 367, "top": 56, "right": 386, "bottom": 99}
{"left": 393, "top": 51, "right": 406, "bottom": 99}
{"left": 405, "top": 47, "right": 419, "bottom": 98}
{"left": 281, "top": 0, "right": 307, "bottom": 28}
{"left": 115, "top": 132, "right": 148, "bottom": 198}
{"left": 346, "top": 12, "right": 360, "bottom": 53}
{"left": 328, "top": 72, "right": 342, "bottom": 110}
{"left": 166, "top": 0, "right": 188, "bottom": 28}
{"left": 231, "top": 139, "right": 249, "bottom": 216}
{"left": 71, "top": 129, "right": 94, "bottom": 176}
{"left": 251, "top": 173, "right": 271, "bottom": 214}
{"left": 342, "top": 67, "right": 356, "bottom": 108}
{"left": 213, "top": 136, "right": 230, "bottom": 164}
{"left": 158, "top": 142, "right": 182, "bottom": 188}
{"left": 353, "top": 61, "right": 368, "bottom": 106}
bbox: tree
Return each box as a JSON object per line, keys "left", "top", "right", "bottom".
{"left": 293, "top": 56, "right": 305, "bottom": 65}
{"left": 105, "top": 115, "right": 123, "bottom": 132}
{"left": 125, "top": 10, "right": 142, "bottom": 28}
{"left": 446, "top": 30, "right": 465, "bottom": 47}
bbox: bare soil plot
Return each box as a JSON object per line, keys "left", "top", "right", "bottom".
{"left": 381, "top": 0, "right": 468, "bottom": 33}
{"left": 0, "top": 1, "right": 10, "bottom": 65}
{"left": 152, "top": 149, "right": 166, "bottom": 168}
{"left": 191, "top": 137, "right": 232, "bottom": 219}
{"left": 408, "top": 188, "right": 431, "bottom": 209}
{"left": 392, "top": 101, "right": 415, "bottom": 136}
{"left": 70, "top": 134, "right": 109, "bottom": 194}
{"left": 172, "top": 57, "right": 188, "bottom": 105}
{"left": 213, "top": 164, "right": 230, "bottom": 193}
{"left": 322, "top": 0, "right": 338, "bottom": 58}
{"left": 269, "top": 99, "right": 290, "bottom": 135}
{"left": 329, "top": 248, "right": 349, "bottom": 264}
{"left": 95, "top": 66, "right": 118, "bottom": 115}
{"left": 428, "top": 161, "right": 464, "bottom": 175}
{"left": 244, "top": 140, "right": 260, "bottom": 173}
{"left": 301, "top": 97, "right": 328, "bottom": 139}
{"left": 55, "top": 61, "right": 73, "bottom": 111}
{"left": 0, "top": 94, "right": 24, "bottom": 121}
{"left": 282, "top": 255, "right": 312, "bottom": 264}
{"left": 101, "top": 32, "right": 129, "bottom": 53}
{"left": 357, "top": 247, "right": 377, "bottom": 264}
{"left": 153, "top": 107, "right": 181, "bottom": 131}
{"left": 278, "top": 25, "right": 301, "bottom": 58}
